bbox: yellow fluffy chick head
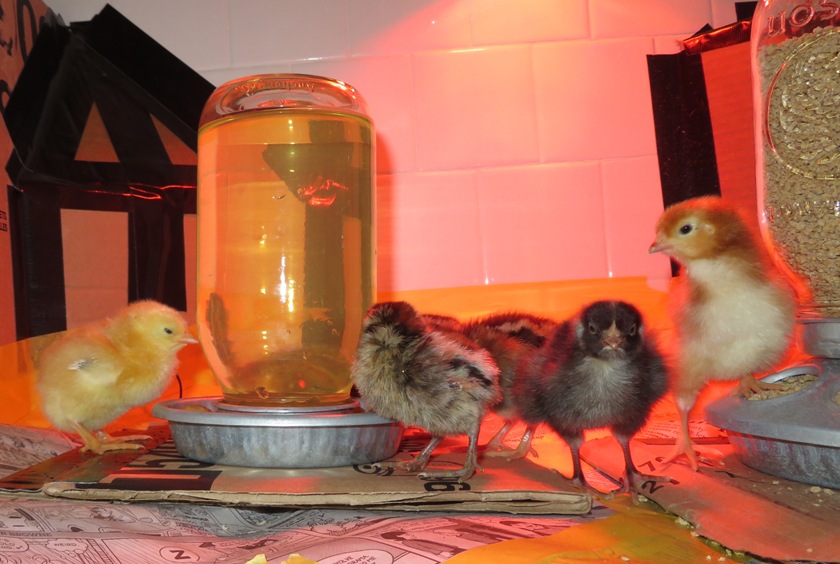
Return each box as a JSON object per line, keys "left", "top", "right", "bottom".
{"left": 649, "top": 196, "right": 760, "bottom": 265}
{"left": 107, "top": 300, "right": 198, "bottom": 352}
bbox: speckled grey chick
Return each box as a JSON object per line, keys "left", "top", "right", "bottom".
{"left": 461, "top": 312, "right": 558, "bottom": 452}
{"left": 351, "top": 301, "right": 501, "bottom": 481}
{"left": 512, "top": 300, "right": 670, "bottom": 496}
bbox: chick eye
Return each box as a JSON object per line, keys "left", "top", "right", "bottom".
{"left": 679, "top": 223, "right": 693, "bottom": 235}
{"left": 164, "top": 327, "right": 174, "bottom": 335}
{"left": 587, "top": 323, "right": 598, "bottom": 335}
{"left": 628, "top": 324, "right": 637, "bottom": 336}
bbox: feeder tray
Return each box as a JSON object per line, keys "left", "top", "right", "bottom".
{"left": 706, "top": 361, "right": 840, "bottom": 489}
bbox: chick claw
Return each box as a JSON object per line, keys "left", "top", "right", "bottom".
{"left": 375, "top": 459, "right": 428, "bottom": 473}
{"left": 738, "top": 376, "right": 783, "bottom": 398}
{"left": 622, "top": 472, "right": 672, "bottom": 505}
{"left": 72, "top": 424, "right": 151, "bottom": 455}
{"left": 418, "top": 463, "right": 477, "bottom": 483}
{"left": 662, "top": 443, "right": 699, "bottom": 472}
{"left": 484, "top": 425, "right": 537, "bottom": 461}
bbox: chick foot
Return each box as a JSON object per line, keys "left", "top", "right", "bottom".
{"left": 419, "top": 433, "right": 481, "bottom": 482}
{"left": 615, "top": 437, "right": 673, "bottom": 503}
{"left": 375, "top": 436, "right": 441, "bottom": 474}
{"left": 622, "top": 471, "right": 673, "bottom": 504}
{"left": 661, "top": 408, "right": 700, "bottom": 471}
{"left": 418, "top": 461, "right": 478, "bottom": 482}
{"left": 738, "top": 375, "right": 783, "bottom": 398}
{"left": 75, "top": 425, "right": 151, "bottom": 455}
{"left": 484, "top": 422, "right": 513, "bottom": 451}
{"left": 662, "top": 440, "right": 699, "bottom": 472}
{"left": 564, "top": 473, "right": 615, "bottom": 501}
{"left": 484, "top": 425, "right": 537, "bottom": 461}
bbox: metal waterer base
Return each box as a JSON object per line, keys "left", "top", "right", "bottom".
{"left": 152, "top": 397, "right": 403, "bottom": 468}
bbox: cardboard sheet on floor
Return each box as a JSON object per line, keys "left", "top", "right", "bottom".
{"left": 581, "top": 437, "right": 840, "bottom": 563}
{"left": 1, "top": 426, "right": 591, "bottom": 516}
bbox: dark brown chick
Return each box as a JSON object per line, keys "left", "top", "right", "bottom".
{"left": 351, "top": 301, "right": 501, "bottom": 481}
{"left": 512, "top": 301, "right": 670, "bottom": 497}
{"left": 649, "top": 196, "right": 797, "bottom": 470}
{"left": 461, "top": 312, "right": 558, "bottom": 453}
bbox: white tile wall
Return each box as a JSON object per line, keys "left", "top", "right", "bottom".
{"left": 43, "top": 0, "right": 746, "bottom": 300}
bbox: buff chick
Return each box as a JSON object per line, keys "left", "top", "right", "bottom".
{"left": 511, "top": 301, "right": 670, "bottom": 497}
{"left": 351, "top": 301, "right": 501, "bottom": 482}
{"left": 649, "top": 196, "right": 797, "bottom": 470}
{"left": 37, "top": 300, "right": 197, "bottom": 454}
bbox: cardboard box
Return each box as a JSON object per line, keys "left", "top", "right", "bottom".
{"left": 647, "top": 19, "right": 759, "bottom": 230}
{"left": 0, "top": 0, "right": 54, "bottom": 345}
{"left": 3, "top": 5, "right": 213, "bottom": 339}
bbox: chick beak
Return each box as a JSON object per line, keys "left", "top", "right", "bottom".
{"left": 603, "top": 336, "right": 623, "bottom": 350}
{"left": 602, "top": 327, "right": 623, "bottom": 350}
{"left": 648, "top": 237, "right": 667, "bottom": 254}
{"left": 180, "top": 333, "right": 199, "bottom": 345}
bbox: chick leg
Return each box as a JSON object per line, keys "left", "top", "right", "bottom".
{"left": 661, "top": 400, "right": 699, "bottom": 471}
{"left": 484, "top": 420, "right": 514, "bottom": 450}
{"left": 376, "top": 436, "right": 443, "bottom": 473}
{"left": 616, "top": 434, "right": 671, "bottom": 502}
{"left": 485, "top": 424, "right": 537, "bottom": 460}
{"left": 563, "top": 434, "right": 609, "bottom": 498}
{"left": 419, "top": 421, "right": 482, "bottom": 482}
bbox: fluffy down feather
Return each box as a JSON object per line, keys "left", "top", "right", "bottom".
{"left": 351, "top": 301, "right": 501, "bottom": 481}
{"left": 37, "top": 300, "right": 197, "bottom": 454}
{"left": 511, "top": 301, "right": 670, "bottom": 497}
{"left": 460, "top": 312, "right": 558, "bottom": 453}
{"left": 649, "top": 196, "right": 797, "bottom": 470}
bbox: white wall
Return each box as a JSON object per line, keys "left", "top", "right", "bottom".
{"left": 43, "top": 0, "right": 746, "bottom": 300}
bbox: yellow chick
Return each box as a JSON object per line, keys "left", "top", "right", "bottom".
{"left": 649, "top": 196, "right": 797, "bottom": 470}
{"left": 37, "top": 300, "right": 197, "bottom": 454}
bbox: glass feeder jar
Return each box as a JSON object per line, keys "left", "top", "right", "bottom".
{"left": 196, "top": 74, "right": 376, "bottom": 408}
{"left": 751, "top": 0, "right": 840, "bottom": 318}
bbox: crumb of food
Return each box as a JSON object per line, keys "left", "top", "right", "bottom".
{"left": 747, "top": 374, "right": 817, "bottom": 400}
{"left": 809, "top": 486, "right": 822, "bottom": 494}
{"left": 772, "top": 480, "right": 780, "bottom": 485}
{"left": 824, "top": 488, "right": 835, "bottom": 495}
{"left": 807, "top": 548, "right": 814, "bottom": 553}
{"left": 620, "top": 557, "right": 631, "bottom": 562}
{"left": 675, "top": 517, "right": 691, "bottom": 528}
{"left": 183, "top": 405, "right": 213, "bottom": 412}
{"left": 246, "top": 556, "right": 268, "bottom": 564}
{"left": 706, "top": 556, "right": 712, "bottom": 561}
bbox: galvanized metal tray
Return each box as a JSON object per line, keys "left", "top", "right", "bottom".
{"left": 706, "top": 360, "right": 840, "bottom": 489}
{"left": 153, "top": 397, "right": 403, "bottom": 469}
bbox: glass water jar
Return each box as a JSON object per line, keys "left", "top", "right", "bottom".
{"left": 196, "top": 74, "right": 376, "bottom": 407}
{"left": 751, "top": 0, "right": 840, "bottom": 316}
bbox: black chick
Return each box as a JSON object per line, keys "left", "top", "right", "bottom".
{"left": 512, "top": 300, "right": 669, "bottom": 496}
{"left": 461, "top": 312, "right": 558, "bottom": 453}
{"left": 351, "top": 301, "right": 501, "bottom": 481}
